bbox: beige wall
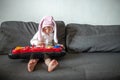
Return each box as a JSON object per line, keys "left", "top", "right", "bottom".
{"left": 0, "top": 0, "right": 120, "bottom": 25}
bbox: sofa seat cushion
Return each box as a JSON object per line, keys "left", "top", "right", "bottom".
{"left": 66, "top": 24, "right": 120, "bottom": 53}
{"left": 0, "top": 53, "right": 120, "bottom": 80}
{"left": 63, "top": 52, "right": 120, "bottom": 80}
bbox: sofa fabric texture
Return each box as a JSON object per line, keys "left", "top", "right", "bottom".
{"left": 0, "top": 21, "right": 120, "bottom": 80}
{"left": 66, "top": 24, "right": 120, "bottom": 53}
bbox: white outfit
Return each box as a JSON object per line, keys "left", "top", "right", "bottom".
{"left": 30, "top": 31, "right": 54, "bottom": 46}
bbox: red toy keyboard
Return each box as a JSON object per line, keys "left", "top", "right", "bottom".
{"left": 8, "top": 45, "right": 66, "bottom": 59}
{"left": 12, "top": 46, "right": 62, "bottom": 54}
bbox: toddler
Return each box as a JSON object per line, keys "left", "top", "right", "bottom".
{"left": 28, "top": 16, "right": 62, "bottom": 72}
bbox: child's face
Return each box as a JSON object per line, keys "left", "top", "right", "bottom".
{"left": 42, "top": 26, "right": 53, "bottom": 34}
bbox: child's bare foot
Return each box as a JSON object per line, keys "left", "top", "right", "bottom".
{"left": 48, "top": 59, "right": 59, "bottom": 72}
{"left": 27, "top": 59, "right": 39, "bottom": 72}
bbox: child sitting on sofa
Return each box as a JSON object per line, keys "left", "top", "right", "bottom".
{"left": 27, "top": 16, "right": 64, "bottom": 72}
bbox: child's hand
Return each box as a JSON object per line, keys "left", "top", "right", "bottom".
{"left": 37, "top": 42, "right": 45, "bottom": 47}
{"left": 60, "top": 44, "right": 65, "bottom": 49}
{"left": 56, "top": 44, "right": 65, "bottom": 49}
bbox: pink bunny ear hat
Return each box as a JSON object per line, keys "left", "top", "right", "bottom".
{"left": 38, "top": 16, "right": 58, "bottom": 43}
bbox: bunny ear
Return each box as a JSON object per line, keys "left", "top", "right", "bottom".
{"left": 38, "top": 17, "right": 44, "bottom": 41}
{"left": 52, "top": 20, "right": 58, "bottom": 43}
{"left": 44, "top": 16, "right": 53, "bottom": 21}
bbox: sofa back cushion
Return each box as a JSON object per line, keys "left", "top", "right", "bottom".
{"left": 66, "top": 24, "right": 120, "bottom": 53}
{"left": 0, "top": 21, "right": 65, "bottom": 54}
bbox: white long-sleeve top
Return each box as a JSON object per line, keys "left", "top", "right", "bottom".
{"left": 30, "top": 31, "right": 54, "bottom": 46}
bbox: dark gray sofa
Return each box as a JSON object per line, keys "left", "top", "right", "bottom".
{"left": 0, "top": 21, "right": 120, "bottom": 80}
